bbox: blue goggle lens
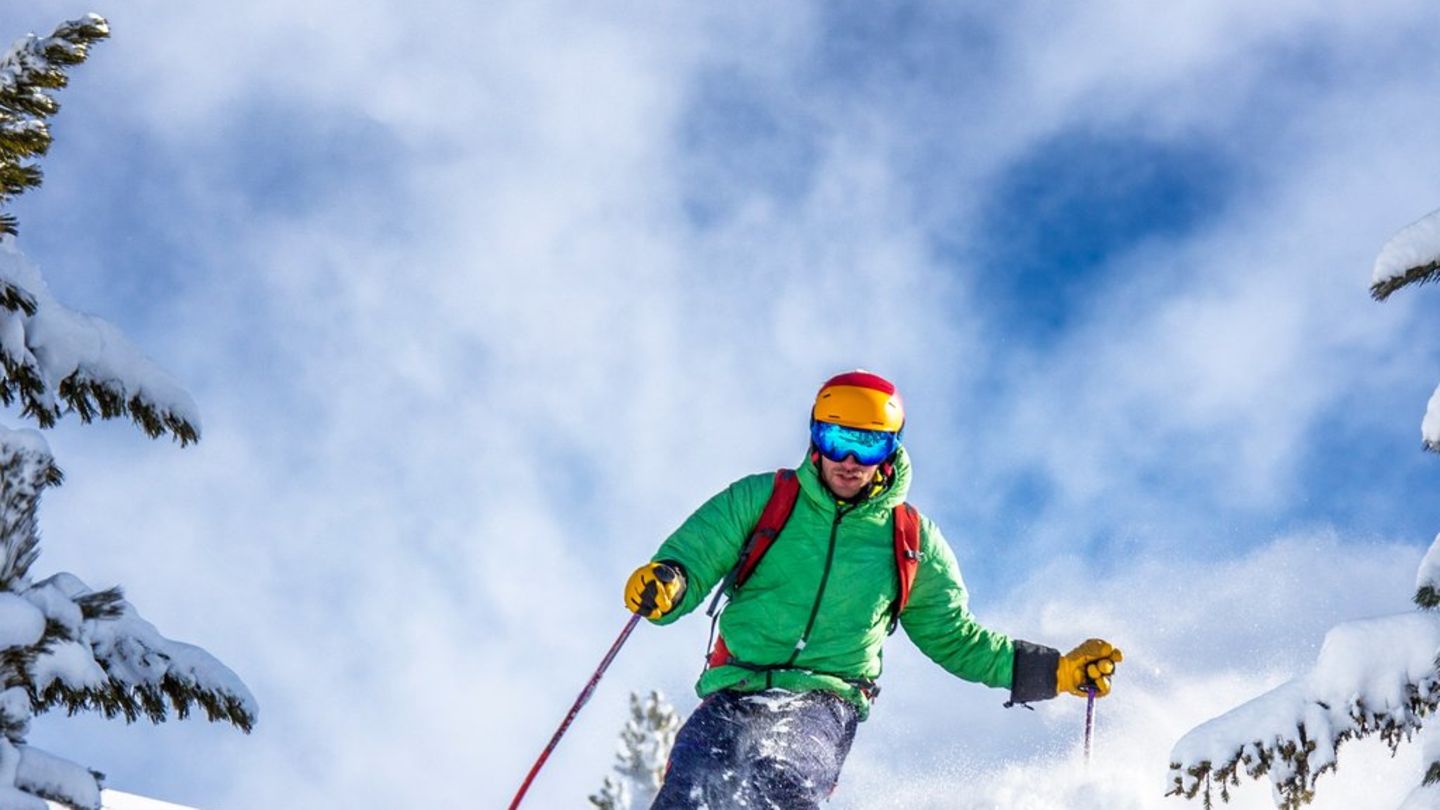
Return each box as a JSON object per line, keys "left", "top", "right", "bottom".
{"left": 810, "top": 421, "right": 900, "bottom": 465}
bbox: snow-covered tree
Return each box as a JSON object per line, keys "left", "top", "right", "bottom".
{"left": 589, "top": 690, "right": 680, "bottom": 810}
{"left": 1, "top": 14, "right": 196, "bottom": 446}
{"left": 0, "top": 14, "right": 256, "bottom": 810}
{"left": 1371, "top": 209, "right": 1440, "bottom": 453}
{"left": 1165, "top": 209, "right": 1440, "bottom": 809}
{"left": 1, "top": 15, "right": 106, "bottom": 237}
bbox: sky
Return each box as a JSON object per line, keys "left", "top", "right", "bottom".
{"left": 1, "top": 1, "right": 1439, "bottom": 808}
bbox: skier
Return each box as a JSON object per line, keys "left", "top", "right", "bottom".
{"left": 624, "top": 370, "right": 1122, "bottom": 809}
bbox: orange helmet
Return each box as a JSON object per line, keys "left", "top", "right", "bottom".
{"left": 812, "top": 370, "right": 905, "bottom": 432}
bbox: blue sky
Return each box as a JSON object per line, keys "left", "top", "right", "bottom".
{"left": 1, "top": 2, "right": 1440, "bottom": 808}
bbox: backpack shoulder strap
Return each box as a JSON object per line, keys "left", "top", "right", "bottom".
{"left": 705, "top": 469, "right": 801, "bottom": 618}
{"left": 888, "top": 503, "right": 922, "bottom": 634}
{"left": 733, "top": 468, "right": 801, "bottom": 588}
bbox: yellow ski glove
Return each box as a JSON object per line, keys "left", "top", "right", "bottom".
{"left": 1057, "top": 638, "right": 1123, "bottom": 698}
{"left": 624, "top": 563, "right": 685, "bottom": 619}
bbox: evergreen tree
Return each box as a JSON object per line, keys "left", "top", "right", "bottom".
{"left": 1371, "top": 208, "right": 1440, "bottom": 454}
{"left": 589, "top": 690, "right": 680, "bottom": 810}
{"left": 0, "top": 15, "right": 107, "bottom": 239}
{"left": 1377, "top": 208, "right": 1440, "bottom": 806}
{"left": 1, "top": 14, "right": 194, "bottom": 445}
{"left": 1165, "top": 209, "right": 1440, "bottom": 809}
{"left": 0, "top": 14, "right": 256, "bottom": 810}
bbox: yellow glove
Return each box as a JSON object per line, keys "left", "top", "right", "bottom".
{"left": 624, "top": 563, "right": 685, "bottom": 619}
{"left": 1056, "top": 638, "right": 1123, "bottom": 698}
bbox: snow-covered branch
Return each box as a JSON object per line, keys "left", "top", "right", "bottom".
{"left": 29, "top": 573, "right": 256, "bottom": 733}
{"left": 0, "top": 427, "right": 254, "bottom": 809}
{"left": 0, "top": 244, "right": 200, "bottom": 445}
{"left": 1372, "top": 209, "right": 1440, "bottom": 453}
{"left": 0, "top": 14, "right": 109, "bottom": 237}
{"left": 0, "top": 430, "right": 59, "bottom": 592}
{"left": 1418, "top": 536, "right": 1440, "bottom": 611}
{"left": 1168, "top": 612, "right": 1440, "bottom": 809}
{"left": 14, "top": 745, "right": 100, "bottom": 810}
{"left": 1372, "top": 208, "right": 1440, "bottom": 302}
{"left": 0, "top": 13, "right": 195, "bottom": 446}
{"left": 1372, "top": 260, "right": 1440, "bottom": 303}
{"left": 1423, "top": 385, "right": 1440, "bottom": 455}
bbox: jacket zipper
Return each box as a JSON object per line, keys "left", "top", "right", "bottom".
{"left": 785, "top": 504, "right": 850, "bottom": 667}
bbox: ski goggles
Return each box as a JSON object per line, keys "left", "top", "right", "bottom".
{"left": 810, "top": 420, "right": 901, "bottom": 465}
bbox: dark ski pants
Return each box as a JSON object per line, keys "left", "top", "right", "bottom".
{"left": 651, "top": 689, "right": 859, "bottom": 810}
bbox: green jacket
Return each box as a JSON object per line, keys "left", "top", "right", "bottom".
{"left": 651, "top": 448, "right": 1026, "bottom": 718}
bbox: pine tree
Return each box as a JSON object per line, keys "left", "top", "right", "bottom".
{"left": 1164, "top": 210, "right": 1440, "bottom": 809}
{"left": 0, "top": 15, "right": 256, "bottom": 810}
{"left": 0, "top": 15, "right": 107, "bottom": 239}
{"left": 1376, "top": 208, "right": 1440, "bottom": 806}
{"left": 589, "top": 690, "right": 680, "bottom": 810}
{"left": 1371, "top": 208, "right": 1440, "bottom": 454}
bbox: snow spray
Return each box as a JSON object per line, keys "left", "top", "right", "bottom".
{"left": 509, "top": 566, "right": 675, "bottom": 809}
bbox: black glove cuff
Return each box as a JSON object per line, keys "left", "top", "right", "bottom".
{"left": 656, "top": 559, "right": 688, "bottom": 598}
{"left": 1008, "top": 640, "right": 1060, "bottom": 706}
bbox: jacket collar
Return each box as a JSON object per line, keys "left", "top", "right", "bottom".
{"left": 797, "top": 446, "right": 912, "bottom": 516}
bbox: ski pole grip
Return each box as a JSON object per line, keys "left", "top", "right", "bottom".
{"left": 635, "top": 564, "right": 677, "bottom": 616}
{"left": 636, "top": 579, "right": 660, "bottom": 615}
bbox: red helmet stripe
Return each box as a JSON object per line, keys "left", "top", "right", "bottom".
{"left": 820, "top": 371, "right": 896, "bottom": 395}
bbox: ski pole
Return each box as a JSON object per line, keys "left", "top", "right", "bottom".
{"left": 509, "top": 565, "right": 675, "bottom": 809}
{"left": 1083, "top": 684, "right": 1097, "bottom": 763}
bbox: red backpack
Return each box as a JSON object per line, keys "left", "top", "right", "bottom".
{"left": 703, "top": 468, "right": 922, "bottom": 669}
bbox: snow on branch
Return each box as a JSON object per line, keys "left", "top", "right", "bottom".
{"left": 1168, "top": 613, "right": 1440, "bottom": 809}
{"left": 1418, "top": 536, "right": 1440, "bottom": 611}
{"left": 0, "top": 243, "right": 200, "bottom": 445}
{"left": 14, "top": 745, "right": 100, "bottom": 810}
{"left": 1403, "top": 781, "right": 1440, "bottom": 809}
{"left": 1372, "top": 208, "right": 1440, "bottom": 301}
{"left": 0, "top": 429, "right": 60, "bottom": 593}
{"left": 1372, "top": 209, "right": 1440, "bottom": 453}
{"left": 1424, "top": 385, "right": 1440, "bottom": 455}
{"left": 0, "top": 14, "right": 109, "bottom": 237}
{"left": 1372, "top": 260, "right": 1440, "bottom": 303}
{"left": 28, "top": 573, "right": 257, "bottom": 733}
{"left": 0, "top": 428, "right": 254, "bottom": 808}
{"left": 1403, "top": 728, "right": 1440, "bottom": 807}
{"left": 0, "top": 16, "right": 197, "bottom": 445}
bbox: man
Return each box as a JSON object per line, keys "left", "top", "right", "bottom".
{"left": 625, "top": 370, "right": 1122, "bottom": 808}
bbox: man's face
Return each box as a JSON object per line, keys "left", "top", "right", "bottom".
{"left": 819, "top": 454, "right": 879, "bottom": 500}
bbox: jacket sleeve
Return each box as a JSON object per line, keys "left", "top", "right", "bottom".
{"left": 647, "top": 473, "right": 774, "bottom": 625}
{"left": 899, "top": 516, "right": 1018, "bottom": 690}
